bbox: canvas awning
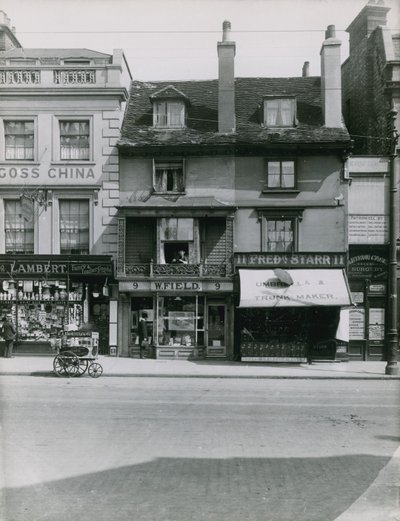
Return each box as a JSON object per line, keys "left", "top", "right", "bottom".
{"left": 238, "top": 269, "right": 352, "bottom": 308}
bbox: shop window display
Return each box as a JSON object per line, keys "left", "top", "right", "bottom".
{"left": 157, "top": 296, "right": 204, "bottom": 347}
{"left": 239, "top": 307, "right": 339, "bottom": 360}
{"left": 0, "top": 279, "right": 108, "bottom": 352}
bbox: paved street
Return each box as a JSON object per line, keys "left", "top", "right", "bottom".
{"left": 1, "top": 375, "right": 399, "bottom": 521}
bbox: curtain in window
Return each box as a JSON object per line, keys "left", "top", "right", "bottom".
{"left": 266, "top": 219, "right": 293, "bottom": 252}
{"left": 60, "top": 121, "right": 89, "bottom": 160}
{"left": 160, "top": 218, "right": 193, "bottom": 241}
{"left": 155, "top": 165, "right": 183, "bottom": 192}
{"left": 4, "top": 200, "right": 34, "bottom": 253}
{"left": 265, "top": 100, "right": 279, "bottom": 126}
{"left": 265, "top": 99, "right": 295, "bottom": 126}
{"left": 59, "top": 199, "right": 89, "bottom": 254}
{"left": 5, "top": 121, "right": 34, "bottom": 160}
{"left": 267, "top": 162, "right": 280, "bottom": 187}
{"left": 280, "top": 100, "right": 293, "bottom": 125}
{"left": 281, "top": 161, "right": 295, "bottom": 188}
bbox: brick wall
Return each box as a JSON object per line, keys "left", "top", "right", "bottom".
{"left": 342, "top": 27, "right": 391, "bottom": 155}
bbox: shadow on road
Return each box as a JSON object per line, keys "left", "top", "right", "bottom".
{"left": 3, "top": 454, "right": 390, "bottom": 521}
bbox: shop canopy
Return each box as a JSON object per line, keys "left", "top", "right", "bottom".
{"left": 238, "top": 269, "right": 352, "bottom": 308}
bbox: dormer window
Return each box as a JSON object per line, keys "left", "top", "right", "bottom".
{"left": 263, "top": 97, "right": 296, "bottom": 127}
{"left": 153, "top": 101, "right": 185, "bottom": 129}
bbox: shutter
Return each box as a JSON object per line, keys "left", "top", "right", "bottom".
{"left": 203, "top": 218, "right": 226, "bottom": 264}
{"left": 125, "top": 218, "right": 156, "bottom": 263}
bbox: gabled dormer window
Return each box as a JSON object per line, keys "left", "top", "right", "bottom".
{"left": 263, "top": 97, "right": 296, "bottom": 127}
{"left": 153, "top": 101, "right": 185, "bottom": 129}
{"left": 150, "top": 85, "right": 188, "bottom": 129}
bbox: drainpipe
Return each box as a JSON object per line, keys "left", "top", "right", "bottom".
{"left": 385, "top": 109, "right": 399, "bottom": 375}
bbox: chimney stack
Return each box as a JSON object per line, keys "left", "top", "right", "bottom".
{"left": 302, "top": 61, "right": 310, "bottom": 77}
{"left": 0, "top": 11, "right": 22, "bottom": 50}
{"left": 217, "top": 20, "right": 236, "bottom": 133}
{"left": 320, "top": 24, "right": 342, "bottom": 128}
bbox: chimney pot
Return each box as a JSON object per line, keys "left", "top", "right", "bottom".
{"left": 302, "top": 61, "right": 310, "bottom": 77}
{"left": 325, "top": 25, "right": 336, "bottom": 39}
{"left": 222, "top": 20, "right": 231, "bottom": 42}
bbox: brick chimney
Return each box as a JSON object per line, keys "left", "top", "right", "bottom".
{"left": 320, "top": 25, "right": 342, "bottom": 128}
{"left": 346, "top": 0, "right": 390, "bottom": 53}
{"left": 217, "top": 20, "right": 236, "bottom": 133}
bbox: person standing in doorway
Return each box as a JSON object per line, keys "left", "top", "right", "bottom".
{"left": 2, "top": 314, "right": 16, "bottom": 358}
{"left": 138, "top": 312, "right": 148, "bottom": 359}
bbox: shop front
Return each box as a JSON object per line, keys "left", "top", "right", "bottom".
{"left": 347, "top": 245, "right": 388, "bottom": 360}
{"left": 118, "top": 279, "right": 234, "bottom": 359}
{"left": 234, "top": 253, "right": 352, "bottom": 362}
{"left": 0, "top": 255, "right": 113, "bottom": 355}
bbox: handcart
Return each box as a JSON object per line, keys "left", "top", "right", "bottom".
{"left": 53, "top": 331, "right": 103, "bottom": 378}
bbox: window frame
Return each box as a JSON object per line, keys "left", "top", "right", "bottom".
{"left": 264, "top": 158, "right": 297, "bottom": 191}
{"left": 260, "top": 212, "right": 302, "bottom": 253}
{"left": 153, "top": 159, "right": 185, "bottom": 194}
{"left": 1, "top": 117, "right": 37, "bottom": 162}
{"left": 3, "top": 197, "right": 35, "bottom": 254}
{"left": 53, "top": 116, "right": 93, "bottom": 163}
{"left": 153, "top": 100, "right": 185, "bottom": 129}
{"left": 263, "top": 96, "right": 297, "bottom": 127}
{"left": 53, "top": 192, "right": 94, "bottom": 254}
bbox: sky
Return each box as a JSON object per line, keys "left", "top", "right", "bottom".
{"left": 2, "top": 0, "right": 400, "bottom": 80}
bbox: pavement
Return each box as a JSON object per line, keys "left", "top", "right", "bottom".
{"left": 0, "top": 354, "right": 400, "bottom": 379}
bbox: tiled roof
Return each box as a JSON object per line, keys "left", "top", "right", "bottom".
{"left": 119, "top": 77, "right": 351, "bottom": 150}
{"left": 0, "top": 48, "right": 112, "bottom": 60}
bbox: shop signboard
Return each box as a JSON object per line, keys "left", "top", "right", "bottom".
{"left": 235, "top": 252, "right": 346, "bottom": 268}
{"left": 119, "top": 280, "right": 233, "bottom": 292}
{"left": 0, "top": 164, "right": 101, "bottom": 185}
{"left": 348, "top": 251, "right": 388, "bottom": 279}
{"left": 0, "top": 258, "right": 113, "bottom": 278}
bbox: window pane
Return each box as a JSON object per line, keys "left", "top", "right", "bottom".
{"left": 265, "top": 219, "right": 294, "bottom": 253}
{"left": 169, "top": 102, "right": 184, "bottom": 127}
{"left": 5, "top": 120, "right": 34, "bottom": 160}
{"left": 154, "top": 162, "right": 184, "bottom": 192}
{"left": 60, "top": 120, "right": 90, "bottom": 160}
{"left": 4, "top": 199, "right": 34, "bottom": 253}
{"left": 280, "top": 99, "right": 293, "bottom": 125}
{"left": 59, "top": 199, "right": 89, "bottom": 254}
{"left": 267, "top": 161, "right": 280, "bottom": 187}
{"left": 265, "top": 100, "right": 279, "bottom": 125}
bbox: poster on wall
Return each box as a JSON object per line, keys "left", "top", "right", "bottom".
{"left": 349, "top": 308, "right": 365, "bottom": 340}
{"left": 368, "top": 308, "right": 385, "bottom": 340}
{"left": 348, "top": 215, "right": 388, "bottom": 244}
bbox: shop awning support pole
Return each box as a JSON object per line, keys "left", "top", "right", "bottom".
{"left": 385, "top": 109, "right": 399, "bottom": 375}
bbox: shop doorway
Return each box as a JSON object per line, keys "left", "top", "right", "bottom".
{"left": 206, "top": 301, "right": 226, "bottom": 357}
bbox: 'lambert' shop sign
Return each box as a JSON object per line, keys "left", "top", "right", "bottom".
{"left": 0, "top": 260, "right": 112, "bottom": 277}
{"left": 235, "top": 252, "right": 346, "bottom": 268}
{"left": 0, "top": 165, "right": 100, "bottom": 184}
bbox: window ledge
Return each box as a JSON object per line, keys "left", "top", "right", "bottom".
{"left": 153, "top": 127, "right": 186, "bottom": 131}
{"left": 152, "top": 191, "right": 186, "bottom": 196}
{"left": 50, "top": 161, "right": 96, "bottom": 166}
{"left": 0, "top": 161, "right": 39, "bottom": 165}
{"left": 262, "top": 189, "right": 299, "bottom": 194}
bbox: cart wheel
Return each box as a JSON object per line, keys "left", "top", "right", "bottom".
{"left": 88, "top": 362, "right": 103, "bottom": 378}
{"left": 55, "top": 351, "right": 80, "bottom": 377}
{"left": 76, "top": 359, "right": 89, "bottom": 376}
{"left": 53, "top": 355, "right": 67, "bottom": 377}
